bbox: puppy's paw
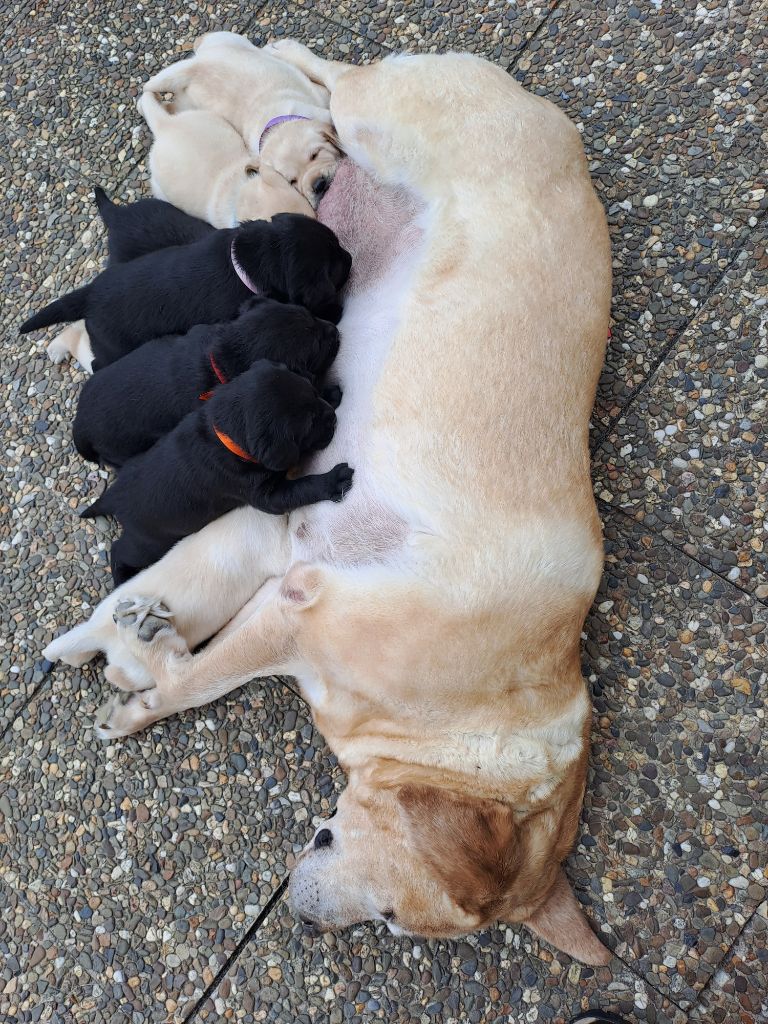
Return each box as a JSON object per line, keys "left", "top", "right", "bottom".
{"left": 321, "top": 384, "right": 343, "bottom": 409}
{"left": 113, "top": 596, "right": 172, "bottom": 633}
{"left": 327, "top": 462, "right": 354, "bottom": 502}
{"left": 94, "top": 689, "right": 159, "bottom": 740}
{"left": 114, "top": 597, "right": 190, "bottom": 665}
{"left": 46, "top": 335, "right": 72, "bottom": 364}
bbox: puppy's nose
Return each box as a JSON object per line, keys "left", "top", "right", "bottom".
{"left": 312, "top": 176, "right": 330, "bottom": 197}
{"left": 314, "top": 828, "right": 333, "bottom": 850}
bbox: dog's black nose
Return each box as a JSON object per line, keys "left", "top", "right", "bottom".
{"left": 313, "top": 176, "right": 330, "bottom": 197}
{"left": 314, "top": 828, "right": 333, "bottom": 850}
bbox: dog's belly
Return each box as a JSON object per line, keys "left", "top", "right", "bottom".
{"left": 289, "top": 161, "right": 426, "bottom": 566}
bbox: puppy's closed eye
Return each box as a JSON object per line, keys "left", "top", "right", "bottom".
{"left": 309, "top": 151, "right": 319, "bottom": 162}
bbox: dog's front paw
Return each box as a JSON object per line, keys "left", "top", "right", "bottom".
{"left": 327, "top": 463, "right": 354, "bottom": 502}
{"left": 322, "top": 384, "right": 343, "bottom": 409}
{"left": 94, "top": 689, "right": 160, "bottom": 740}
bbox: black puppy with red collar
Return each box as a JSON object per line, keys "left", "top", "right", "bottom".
{"left": 73, "top": 297, "right": 340, "bottom": 468}
{"left": 82, "top": 360, "right": 352, "bottom": 586}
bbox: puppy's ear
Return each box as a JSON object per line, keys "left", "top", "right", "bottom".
{"left": 258, "top": 435, "right": 301, "bottom": 473}
{"left": 321, "top": 125, "right": 342, "bottom": 153}
{"left": 398, "top": 785, "right": 518, "bottom": 920}
{"left": 291, "top": 270, "right": 343, "bottom": 325}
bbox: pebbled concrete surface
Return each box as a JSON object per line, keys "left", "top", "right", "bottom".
{"left": 1, "top": 0, "right": 765, "bottom": 1021}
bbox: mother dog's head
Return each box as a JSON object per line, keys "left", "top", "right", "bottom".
{"left": 289, "top": 776, "right": 611, "bottom": 964}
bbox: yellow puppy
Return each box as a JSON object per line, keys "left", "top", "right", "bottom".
{"left": 143, "top": 32, "right": 339, "bottom": 208}
{"left": 138, "top": 91, "right": 312, "bottom": 227}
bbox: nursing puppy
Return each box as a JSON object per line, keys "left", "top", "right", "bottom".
{"left": 73, "top": 298, "right": 340, "bottom": 468}
{"left": 258, "top": 116, "right": 343, "bottom": 209}
{"left": 95, "top": 186, "right": 214, "bottom": 263}
{"left": 138, "top": 92, "right": 313, "bottom": 227}
{"left": 143, "top": 32, "right": 342, "bottom": 208}
{"left": 46, "top": 189, "right": 215, "bottom": 370}
{"left": 20, "top": 214, "right": 351, "bottom": 369}
{"left": 83, "top": 361, "right": 352, "bottom": 586}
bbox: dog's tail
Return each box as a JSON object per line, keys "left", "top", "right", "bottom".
{"left": 137, "top": 89, "right": 174, "bottom": 135}
{"left": 80, "top": 487, "right": 115, "bottom": 520}
{"left": 142, "top": 61, "right": 191, "bottom": 102}
{"left": 19, "top": 285, "right": 91, "bottom": 334}
{"left": 94, "top": 186, "right": 117, "bottom": 226}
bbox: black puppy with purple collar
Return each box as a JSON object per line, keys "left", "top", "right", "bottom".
{"left": 20, "top": 213, "right": 351, "bottom": 369}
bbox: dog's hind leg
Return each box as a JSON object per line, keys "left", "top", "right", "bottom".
{"left": 266, "top": 40, "right": 353, "bottom": 92}
{"left": 96, "top": 569, "right": 306, "bottom": 738}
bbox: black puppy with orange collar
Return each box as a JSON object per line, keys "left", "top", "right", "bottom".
{"left": 73, "top": 297, "right": 340, "bottom": 468}
{"left": 82, "top": 360, "right": 352, "bottom": 586}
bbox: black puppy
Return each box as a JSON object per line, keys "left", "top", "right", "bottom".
{"left": 94, "top": 187, "right": 213, "bottom": 264}
{"left": 73, "top": 298, "right": 340, "bottom": 468}
{"left": 82, "top": 361, "right": 353, "bottom": 585}
{"left": 20, "top": 214, "right": 352, "bottom": 368}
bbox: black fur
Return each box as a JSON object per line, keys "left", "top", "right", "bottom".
{"left": 94, "top": 187, "right": 214, "bottom": 264}
{"left": 73, "top": 298, "right": 340, "bottom": 468}
{"left": 20, "top": 214, "right": 352, "bottom": 368}
{"left": 81, "top": 361, "right": 353, "bottom": 585}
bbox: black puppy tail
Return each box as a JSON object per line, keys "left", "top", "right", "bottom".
{"left": 94, "top": 186, "right": 116, "bottom": 225}
{"left": 19, "top": 285, "right": 90, "bottom": 333}
{"left": 80, "top": 491, "right": 113, "bottom": 520}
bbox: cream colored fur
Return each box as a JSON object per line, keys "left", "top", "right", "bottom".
{"left": 138, "top": 91, "right": 313, "bottom": 227}
{"left": 45, "top": 49, "right": 612, "bottom": 962}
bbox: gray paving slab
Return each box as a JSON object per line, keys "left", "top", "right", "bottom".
{"left": 189, "top": 890, "right": 687, "bottom": 1024}
{"left": 0, "top": 0, "right": 271, "bottom": 184}
{"left": 593, "top": 226, "right": 768, "bottom": 597}
{"left": 0, "top": 673, "right": 342, "bottom": 1022}
{"left": 577, "top": 509, "right": 767, "bottom": 1006}
{"left": 2, "top": 149, "right": 147, "bottom": 733}
{"left": 516, "top": 0, "right": 767, "bottom": 431}
{"left": 280, "top": 0, "right": 549, "bottom": 64}
{"left": 691, "top": 900, "right": 768, "bottom": 1023}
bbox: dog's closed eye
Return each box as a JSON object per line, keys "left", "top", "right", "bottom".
{"left": 309, "top": 151, "right": 319, "bottom": 161}
{"left": 381, "top": 909, "right": 396, "bottom": 922}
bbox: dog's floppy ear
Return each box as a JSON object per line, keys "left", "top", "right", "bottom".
{"left": 523, "top": 868, "right": 612, "bottom": 966}
{"left": 398, "top": 784, "right": 518, "bottom": 920}
{"left": 321, "top": 125, "right": 342, "bottom": 152}
{"left": 289, "top": 269, "right": 343, "bottom": 325}
{"left": 258, "top": 435, "right": 301, "bottom": 473}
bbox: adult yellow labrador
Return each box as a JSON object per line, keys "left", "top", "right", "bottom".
{"left": 45, "top": 49, "right": 612, "bottom": 961}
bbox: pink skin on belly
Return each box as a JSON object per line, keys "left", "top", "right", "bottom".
{"left": 318, "top": 159, "right": 425, "bottom": 295}
{"left": 289, "top": 160, "right": 427, "bottom": 565}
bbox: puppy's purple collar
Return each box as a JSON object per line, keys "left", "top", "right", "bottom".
{"left": 231, "top": 239, "right": 260, "bottom": 295}
{"left": 258, "top": 114, "right": 310, "bottom": 152}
